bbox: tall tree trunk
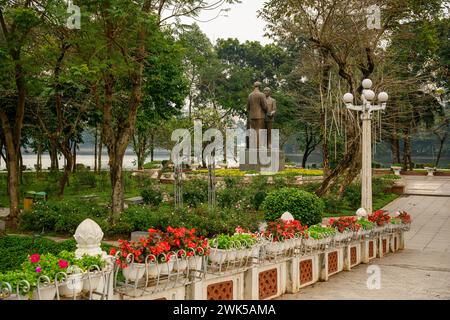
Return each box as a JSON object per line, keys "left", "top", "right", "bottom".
{"left": 403, "top": 130, "right": 413, "bottom": 170}
{"left": 59, "top": 147, "right": 73, "bottom": 197}
{"left": 435, "top": 132, "right": 447, "bottom": 168}
{"left": 150, "top": 132, "right": 154, "bottom": 162}
{"left": 98, "top": 131, "right": 103, "bottom": 172}
{"left": 19, "top": 151, "right": 23, "bottom": 184}
{"left": 72, "top": 141, "right": 77, "bottom": 173}
{"left": 0, "top": 118, "right": 21, "bottom": 226}
{"left": 109, "top": 149, "right": 126, "bottom": 219}
{"left": 0, "top": 58, "right": 26, "bottom": 226}
{"left": 316, "top": 132, "right": 361, "bottom": 197}
{"left": 94, "top": 128, "right": 98, "bottom": 172}
{"left": 49, "top": 143, "right": 59, "bottom": 171}
{"left": 390, "top": 134, "right": 400, "bottom": 164}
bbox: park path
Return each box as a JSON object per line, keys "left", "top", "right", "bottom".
{"left": 279, "top": 177, "right": 450, "bottom": 300}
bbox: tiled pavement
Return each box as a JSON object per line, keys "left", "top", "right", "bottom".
{"left": 383, "top": 195, "right": 450, "bottom": 252}
{"left": 279, "top": 180, "right": 450, "bottom": 299}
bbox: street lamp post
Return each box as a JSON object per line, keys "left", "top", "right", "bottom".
{"left": 343, "top": 79, "right": 388, "bottom": 214}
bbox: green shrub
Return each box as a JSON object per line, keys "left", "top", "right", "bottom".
{"left": 217, "top": 187, "right": 243, "bottom": 209}
{"left": 141, "top": 187, "right": 163, "bottom": 206}
{"left": 115, "top": 205, "right": 171, "bottom": 234}
{"left": 75, "top": 170, "right": 97, "bottom": 188}
{"left": 182, "top": 179, "right": 208, "bottom": 207}
{"left": 262, "top": 188, "right": 324, "bottom": 226}
{"left": 19, "top": 200, "right": 109, "bottom": 234}
{"left": 143, "top": 161, "right": 162, "bottom": 169}
{"left": 323, "top": 194, "right": 345, "bottom": 214}
{"left": 343, "top": 183, "right": 361, "bottom": 208}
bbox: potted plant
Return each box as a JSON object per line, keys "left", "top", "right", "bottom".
{"left": 77, "top": 254, "right": 107, "bottom": 293}
{"left": 357, "top": 218, "right": 374, "bottom": 236}
{"left": 140, "top": 228, "right": 177, "bottom": 277}
{"left": 208, "top": 234, "right": 233, "bottom": 264}
{"left": 111, "top": 240, "right": 146, "bottom": 282}
{"left": 262, "top": 220, "right": 301, "bottom": 255}
{"left": 21, "top": 253, "right": 60, "bottom": 300}
{"left": 231, "top": 232, "right": 259, "bottom": 260}
{"left": 329, "top": 216, "right": 360, "bottom": 240}
{"left": 368, "top": 210, "right": 391, "bottom": 231}
{"left": 165, "top": 227, "right": 209, "bottom": 272}
{"left": 0, "top": 270, "right": 34, "bottom": 300}
{"left": 55, "top": 251, "right": 84, "bottom": 298}
{"left": 305, "top": 224, "right": 336, "bottom": 248}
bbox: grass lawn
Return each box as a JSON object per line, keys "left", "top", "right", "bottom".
{"left": 0, "top": 170, "right": 173, "bottom": 209}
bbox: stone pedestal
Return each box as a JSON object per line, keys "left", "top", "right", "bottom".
{"left": 239, "top": 149, "right": 285, "bottom": 173}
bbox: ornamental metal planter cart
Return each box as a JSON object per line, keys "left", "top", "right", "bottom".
{"left": 113, "top": 250, "right": 205, "bottom": 300}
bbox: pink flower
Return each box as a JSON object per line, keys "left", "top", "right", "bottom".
{"left": 58, "top": 259, "right": 68, "bottom": 269}
{"left": 30, "top": 254, "right": 40, "bottom": 264}
{"left": 35, "top": 267, "right": 42, "bottom": 273}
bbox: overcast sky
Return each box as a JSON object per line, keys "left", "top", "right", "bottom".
{"left": 180, "top": 0, "right": 271, "bottom": 44}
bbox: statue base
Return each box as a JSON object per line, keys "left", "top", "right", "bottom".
{"left": 239, "top": 148, "right": 285, "bottom": 173}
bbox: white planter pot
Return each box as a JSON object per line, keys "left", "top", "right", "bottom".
{"left": 304, "top": 238, "right": 317, "bottom": 247}
{"left": 173, "top": 259, "right": 188, "bottom": 272}
{"left": 158, "top": 260, "right": 175, "bottom": 275}
{"left": 59, "top": 273, "right": 84, "bottom": 298}
{"left": 251, "top": 244, "right": 262, "bottom": 258}
{"left": 32, "top": 286, "right": 57, "bottom": 300}
{"left": 122, "top": 263, "right": 146, "bottom": 282}
{"left": 227, "top": 249, "right": 237, "bottom": 261}
{"left": 236, "top": 248, "right": 248, "bottom": 260}
{"left": 147, "top": 260, "right": 175, "bottom": 277}
{"left": 209, "top": 249, "right": 228, "bottom": 265}
{"left": 265, "top": 242, "right": 284, "bottom": 255}
{"left": 82, "top": 272, "right": 102, "bottom": 293}
{"left": 188, "top": 256, "right": 203, "bottom": 270}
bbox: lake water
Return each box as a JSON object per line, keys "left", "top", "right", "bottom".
{"left": 1, "top": 147, "right": 448, "bottom": 171}
{"left": 0, "top": 148, "right": 171, "bottom": 171}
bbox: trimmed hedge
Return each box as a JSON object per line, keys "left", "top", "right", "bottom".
{"left": 262, "top": 187, "right": 324, "bottom": 226}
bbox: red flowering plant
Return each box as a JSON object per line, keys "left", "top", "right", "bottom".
{"left": 368, "top": 210, "right": 391, "bottom": 226}
{"left": 263, "top": 219, "right": 306, "bottom": 242}
{"left": 111, "top": 227, "right": 210, "bottom": 268}
{"left": 109, "top": 240, "right": 144, "bottom": 269}
{"left": 329, "top": 216, "right": 361, "bottom": 233}
{"left": 164, "top": 226, "right": 210, "bottom": 258}
{"left": 398, "top": 211, "right": 412, "bottom": 224}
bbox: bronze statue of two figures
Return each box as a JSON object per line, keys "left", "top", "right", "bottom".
{"left": 241, "top": 82, "right": 285, "bottom": 172}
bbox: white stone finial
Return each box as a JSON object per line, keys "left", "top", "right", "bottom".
{"left": 280, "top": 211, "right": 295, "bottom": 222}
{"left": 356, "top": 208, "right": 368, "bottom": 219}
{"left": 74, "top": 218, "right": 104, "bottom": 259}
